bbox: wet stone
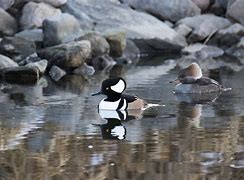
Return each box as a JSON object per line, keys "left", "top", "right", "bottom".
{"left": 49, "top": 65, "right": 66, "bottom": 81}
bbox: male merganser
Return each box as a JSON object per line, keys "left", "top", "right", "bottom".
{"left": 170, "top": 63, "right": 231, "bottom": 94}
{"left": 92, "top": 77, "right": 145, "bottom": 110}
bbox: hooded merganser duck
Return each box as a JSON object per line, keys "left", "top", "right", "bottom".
{"left": 92, "top": 77, "right": 145, "bottom": 110}
{"left": 170, "top": 63, "right": 231, "bottom": 94}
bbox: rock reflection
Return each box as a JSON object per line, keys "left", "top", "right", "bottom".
{"left": 1, "top": 77, "right": 47, "bottom": 105}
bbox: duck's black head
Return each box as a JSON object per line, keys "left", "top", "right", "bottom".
{"left": 92, "top": 77, "right": 126, "bottom": 100}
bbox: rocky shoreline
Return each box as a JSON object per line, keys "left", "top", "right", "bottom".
{"left": 1, "top": 0, "right": 244, "bottom": 84}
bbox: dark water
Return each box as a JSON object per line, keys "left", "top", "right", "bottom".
{"left": 0, "top": 58, "right": 244, "bottom": 180}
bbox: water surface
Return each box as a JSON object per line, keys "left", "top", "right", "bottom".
{"left": 0, "top": 58, "right": 244, "bottom": 180}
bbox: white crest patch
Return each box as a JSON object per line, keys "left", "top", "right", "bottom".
{"left": 111, "top": 80, "right": 125, "bottom": 93}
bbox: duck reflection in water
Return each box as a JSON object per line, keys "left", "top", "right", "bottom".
{"left": 94, "top": 110, "right": 141, "bottom": 140}
{"left": 175, "top": 92, "right": 221, "bottom": 128}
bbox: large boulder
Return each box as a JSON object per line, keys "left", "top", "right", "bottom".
{"left": 20, "top": 2, "right": 61, "bottom": 30}
{"left": 43, "top": 13, "right": 82, "bottom": 47}
{"left": 208, "top": 23, "right": 244, "bottom": 49}
{"left": 106, "top": 32, "right": 126, "bottom": 57}
{"left": 0, "top": 8, "right": 17, "bottom": 36}
{"left": 176, "top": 14, "right": 232, "bottom": 43}
{"left": 120, "top": 39, "right": 140, "bottom": 63}
{"left": 34, "top": 0, "right": 67, "bottom": 7}
{"left": 15, "top": 29, "right": 43, "bottom": 48}
{"left": 192, "top": 0, "right": 210, "bottom": 11}
{"left": 182, "top": 43, "right": 224, "bottom": 59}
{"left": 62, "top": 0, "right": 186, "bottom": 46}
{"left": 77, "top": 32, "right": 110, "bottom": 58}
{"left": 0, "top": 0, "right": 14, "bottom": 10}
{"left": 121, "top": 0, "right": 200, "bottom": 22}
{"left": 0, "top": 36, "right": 36, "bottom": 62}
{"left": 26, "top": 59, "right": 48, "bottom": 74}
{"left": 225, "top": 37, "right": 244, "bottom": 62}
{"left": 37, "top": 40, "right": 91, "bottom": 71}
{"left": 227, "top": 0, "right": 244, "bottom": 26}
{"left": 133, "top": 38, "right": 182, "bottom": 55}
{"left": 0, "top": 54, "right": 18, "bottom": 69}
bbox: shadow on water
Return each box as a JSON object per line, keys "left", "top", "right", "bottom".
{"left": 0, "top": 56, "right": 244, "bottom": 179}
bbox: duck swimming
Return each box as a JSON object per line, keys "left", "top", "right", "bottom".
{"left": 170, "top": 63, "right": 231, "bottom": 94}
{"left": 92, "top": 77, "right": 145, "bottom": 110}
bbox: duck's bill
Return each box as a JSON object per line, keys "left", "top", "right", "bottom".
{"left": 91, "top": 91, "right": 102, "bottom": 96}
{"left": 169, "top": 79, "right": 180, "bottom": 84}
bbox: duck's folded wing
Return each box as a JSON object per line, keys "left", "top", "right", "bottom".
{"left": 196, "top": 77, "right": 220, "bottom": 86}
{"left": 121, "top": 94, "right": 138, "bottom": 103}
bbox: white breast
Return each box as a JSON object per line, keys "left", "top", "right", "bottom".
{"left": 99, "top": 98, "right": 119, "bottom": 110}
{"left": 98, "top": 98, "right": 127, "bottom": 110}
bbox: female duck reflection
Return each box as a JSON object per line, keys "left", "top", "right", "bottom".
{"left": 93, "top": 110, "right": 141, "bottom": 140}
{"left": 175, "top": 92, "right": 220, "bottom": 128}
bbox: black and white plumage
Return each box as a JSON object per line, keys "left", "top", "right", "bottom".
{"left": 92, "top": 77, "right": 145, "bottom": 110}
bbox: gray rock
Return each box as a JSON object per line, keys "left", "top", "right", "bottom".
{"left": 133, "top": 38, "right": 182, "bottom": 55}
{"left": 208, "top": 23, "right": 244, "bottom": 49}
{"left": 26, "top": 59, "right": 48, "bottom": 74}
{"left": 34, "top": 0, "right": 67, "bottom": 7}
{"left": 92, "top": 55, "right": 116, "bottom": 71}
{"left": 121, "top": 0, "right": 200, "bottom": 22}
{"left": 63, "top": 0, "right": 186, "bottom": 46}
{"left": 182, "top": 43, "right": 224, "bottom": 59}
{"left": 43, "top": 13, "right": 82, "bottom": 47}
{"left": 49, "top": 65, "right": 66, "bottom": 81}
{"left": 225, "top": 37, "right": 244, "bottom": 62}
{"left": 194, "top": 46, "right": 224, "bottom": 59}
{"left": 0, "top": 66, "right": 40, "bottom": 84}
{"left": 0, "top": 54, "right": 18, "bottom": 69}
{"left": 37, "top": 40, "right": 91, "bottom": 70}
{"left": 177, "top": 14, "right": 232, "bottom": 43}
{"left": 0, "top": 0, "right": 14, "bottom": 10}
{"left": 20, "top": 2, "right": 61, "bottom": 30}
{"left": 182, "top": 43, "right": 208, "bottom": 54}
{"left": 18, "top": 53, "right": 42, "bottom": 66}
{"left": 217, "top": 0, "right": 229, "bottom": 9}
{"left": 121, "top": 39, "right": 140, "bottom": 63}
{"left": 192, "top": 0, "right": 210, "bottom": 11}
{"left": 0, "top": 36, "right": 36, "bottom": 63}
{"left": 15, "top": 29, "right": 43, "bottom": 44}
{"left": 164, "top": 21, "right": 174, "bottom": 28}
{"left": 73, "top": 63, "right": 95, "bottom": 76}
{"left": 0, "top": 8, "right": 17, "bottom": 36}
{"left": 227, "top": 0, "right": 244, "bottom": 26}
{"left": 77, "top": 32, "right": 110, "bottom": 58}
{"left": 174, "top": 24, "right": 192, "bottom": 37}
{"left": 106, "top": 32, "right": 126, "bottom": 57}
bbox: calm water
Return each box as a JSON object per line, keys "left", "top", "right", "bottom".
{"left": 0, "top": 58, "right": 244, "bottom": 180}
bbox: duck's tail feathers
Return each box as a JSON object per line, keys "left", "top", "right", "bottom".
{"left": 220, "top": 86, "right": 232, "bottom": 91}
{"left": 143, "top": 103, "right": 165, "bottom": 110}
